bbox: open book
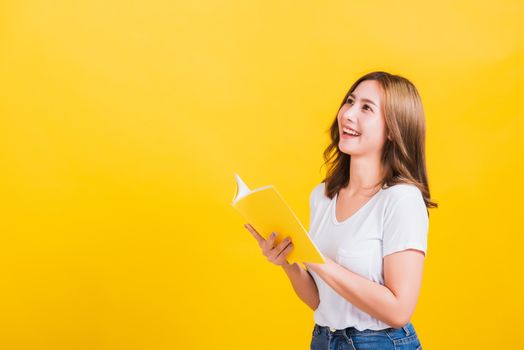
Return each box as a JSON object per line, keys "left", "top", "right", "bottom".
{"left": 231, "top": 173, "right": 326, "bottom": 267}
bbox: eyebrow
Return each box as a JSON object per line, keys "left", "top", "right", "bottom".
{"left": 348, "top": 93, "right": 378, "bottom": 107}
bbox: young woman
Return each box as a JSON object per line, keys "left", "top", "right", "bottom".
{"left": 245, "top": 71, "right": 437, "bottom": 350}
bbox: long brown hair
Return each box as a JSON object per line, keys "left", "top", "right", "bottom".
{"left": 320, "top": 71, "right": 438, "bottom": 213}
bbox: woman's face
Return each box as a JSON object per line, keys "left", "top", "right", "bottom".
{"left": 337, "top": 79, "right": 389, "bottom": 158}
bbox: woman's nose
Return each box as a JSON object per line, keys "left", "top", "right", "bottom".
{"left": 343, "top": 107, "right": 357, "bottom": 121}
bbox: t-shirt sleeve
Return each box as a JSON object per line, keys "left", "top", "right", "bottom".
{"left": 382, "top": 194, "right": 428, "bottom": 258}
{"left": 308, "top": 185, "right": 317, "bottom": 231}
{"left": 308, "top": 183, "right": 323, "bottom": 235}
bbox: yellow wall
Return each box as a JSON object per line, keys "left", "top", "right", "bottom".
{"left": 1, "top": 1, "right": 523, "bottom": 348}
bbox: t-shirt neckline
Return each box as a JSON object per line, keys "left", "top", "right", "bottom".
{"left": 332, "top": 187, "right": 384, "bottom": 225}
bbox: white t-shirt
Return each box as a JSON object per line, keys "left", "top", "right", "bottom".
{"left": 307, "top": 181, "right": 428, "bottom": 331}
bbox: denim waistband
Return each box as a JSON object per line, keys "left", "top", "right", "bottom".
{"left": 314, "top": 321, "right": 415, "bottom": 338}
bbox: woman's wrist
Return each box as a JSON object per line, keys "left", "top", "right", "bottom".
{"left": 281, "top": 261, "right": 297, "bottom": 273}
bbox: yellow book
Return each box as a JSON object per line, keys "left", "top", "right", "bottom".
{"left": 231, "top": 173, "right": 326, "bottom": 267}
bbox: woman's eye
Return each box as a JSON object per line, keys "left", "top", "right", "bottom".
{"left": 346, "top": 98, "right": 372, "bottom": 112}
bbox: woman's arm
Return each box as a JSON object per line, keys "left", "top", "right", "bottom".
{"left": 281, "top": 262, "right": 320, "bottom": 311}
{"left": 243, "top": 223, "right": 320, "bottom": 311}
{"left": 304, "top": 249, "right": 425, "bottom": 328}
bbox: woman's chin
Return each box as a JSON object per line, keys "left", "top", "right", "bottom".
{"left": 338, "top": 144, "right": 358, "bottom": 155}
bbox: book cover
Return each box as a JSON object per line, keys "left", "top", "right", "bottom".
{"left": 231, "top": 173, "right": 325, "bottom": 267}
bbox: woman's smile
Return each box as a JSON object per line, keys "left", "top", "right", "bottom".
{"left": 341, "top": 131, "right": 360, "bottom": 139}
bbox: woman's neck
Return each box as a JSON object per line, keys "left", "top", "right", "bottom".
{"left": 346, "top": 156, "right": 384, "bottom": 197}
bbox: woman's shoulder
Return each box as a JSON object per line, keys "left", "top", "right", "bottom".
{"left": 381, "top": 183, "right": 429, "bottom": 223}
{"left": 381, "top": 182, "right": 423, "bottom": 203}
{"left": 309, "top": 181, "right": 332, "bottom": 208}
{"left": 310, "top": 181, "right": 326, "bottom": 200}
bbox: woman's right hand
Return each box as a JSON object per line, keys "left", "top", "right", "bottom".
{"left": 244, "top": 223, "right": 294, "bottom": 266}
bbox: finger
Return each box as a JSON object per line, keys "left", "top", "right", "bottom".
{"left": 276, "top": 236, "right": 292, "bottom": 251}
{"left": 263, "top": 231, "right": 280, "bottom": 254}
{"left": 268, "top": 231, "right": 278, "bottom": 246}
{"left": 276, "top": 240, "right": 293, "bottom": 260}
{"left": 271, "top": 236, "right": 290, "bottom": 257}
{"left": 265, "top": 237, "right": 280, "bottom": 260}
{"left": 247, "top": 224, "right": 266, "bottom": 242}
{"left": 274, "top": 242, "right": 294, "bottom": 265}
{"left": 244, "top": 224, "right": 265, "bottom": 244}
{"left": 267, "top": 235, "right": 288, "bottom": 260}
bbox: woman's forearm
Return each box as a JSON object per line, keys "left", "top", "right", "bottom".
{"left": 281, "top": 262, "right": 320, "bottom": 311}
{"left": 305, "top": 257, "right": 404, "bottom": 328}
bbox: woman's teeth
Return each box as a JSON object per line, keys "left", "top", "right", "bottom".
{"left": 342, "top": 127, "right": 361, "bottom": 136}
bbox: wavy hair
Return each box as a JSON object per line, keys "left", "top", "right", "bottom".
{"left": 320, "top": 71, "right": 438, "bottom": 213}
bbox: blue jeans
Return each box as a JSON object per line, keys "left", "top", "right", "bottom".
{"left": 310, "top": 321, "right": 422, "bottom": 350}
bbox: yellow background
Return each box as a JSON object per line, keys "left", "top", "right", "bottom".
{"left": 1, "top": 0, "right": 523, "bottom": 349}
